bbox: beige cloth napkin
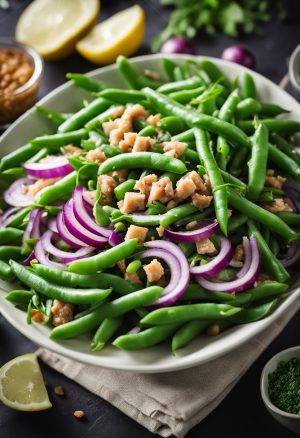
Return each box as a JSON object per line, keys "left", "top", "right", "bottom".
{"left": 37, "top": 299, "right": 300, "bottom": 438}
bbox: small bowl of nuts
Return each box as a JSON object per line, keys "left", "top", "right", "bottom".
{"left": 0, "top": 38, "right": 43, "bottom": 128}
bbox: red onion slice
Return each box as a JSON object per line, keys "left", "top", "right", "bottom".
{"left": 23, "top": 208, "right": 42, "bottom": 245}
{"left": 72, "top": 186, "right": 112, "bottom": 238}
{"left": 24, "top": 155, "right": 73, "bottom": 179}
{"left": 48, "top": 217, "right": 58, "bottom": 233}
{"left": 63, "top": 200, "right": 108, "bottom": 248}
{"left": 141, "top": 239, "right": 190, "bottom": 307}
{"left": 56, "top": 211, "right": 90, "bottom": 249}
{"left": 195, "top": 237, "right": 260, "bottom": 293}
{"left": 41, "top": 230, "right": 95, "bottom": 262}
{"left": 281, "top": 242, "right": 300, "bottom": 268}
{"left": 0, "top": 207, "right": 19, "bottom": 228}
{"left": 109, "top": 230, "right": 123, "bottom": 246}
{"left": 190, "top": 236, "right": 233, "bottom": 277}
{"left": 164, "top": 220, "right": 219, "bottom": 243}
{"left": 3, "top": 177, "right": 34, "bottom": 207}
{"left": 23, "top": 251, "right": 36, "bottom": 266}
{"left": 34, "top": 239, "right": 67, "bottom": 270}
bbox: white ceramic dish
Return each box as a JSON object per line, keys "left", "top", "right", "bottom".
{"left": 261, "top": 346, "right": 300, "bottom": 435}
{"left": 0, "top": 54, "right": 300, "bottom": 373}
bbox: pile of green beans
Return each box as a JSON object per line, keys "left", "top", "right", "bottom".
{"left": 0, "top": 55, "right": 299, "bottom": 355}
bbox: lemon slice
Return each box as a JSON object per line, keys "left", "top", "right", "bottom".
{"left": 76, "top": 5, "right": 145, "bottom": 65}
{"left": 0, "top": 354, "right": 52, "bottom": 411}
{"left": 16, "top": 0, "right": 100, "bottom": 61}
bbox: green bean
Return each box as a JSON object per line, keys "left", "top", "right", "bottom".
{"left": 160, "top": 203, "right": 198, "bottom": 227}
{"left": 36, "top": 105, "right": 70, "bottom": 125}
{"left": 158, "top": 76, "right": 204, "bottom": 94}
{"left": 2, "top": 167, "right": 26, "bottom": 176}
{"left": 158, "top": 116, "right": 188, "bottom": 135}
{"left": 195, "top": 128, "right": 228, "bottom": 235}
{"left": 0, "top": 143, "right": 40, "bottom": 171}
{"left": 5, "top": 207, "right": 32, "bottom": 228}
{"left": 50, "top": 285, "right": 163, "bottom": 340}
{"left": 0, "top": 246, "right": 23, "bottom": 261}
{"left": 235, "top": 98, "right": 261, "bottom": 119}
{"left": 260, "top": 103, "right": 290, "bottom": 117}
{"left": 271, "top": 133, "right": 300, "bottom": 165}
{"left": 25, "top": 147, "right": 48, "bottom": 164}
{"left": 162, "top": 58, "right": 178, "bottom": 81}
{"left": 97, "top": 88, "right": 146, "bottom": 104}
{"left": 228, "top": 299, "right": 278, "bottom": 324}
{"left": 98, "top": 152, "right": 187, "bottom": 175}
{"left": 31, "top": 129, "right": 88, "bottom": 148}
{"left": 229, "top": 147, "right": 249, "bottom": 177}
{"left": 68, "top": 239, "right": 138, "bottom": 274}
{"left": 228, "top": 189, "right": 298, "bottom": 243}
{"left": 241, "top": 73, "right": 256, "bottom": 99}
{"left": 0, "top": 227, "right": 23, "bottom": 244}
{"left": 114, "top": 179, "right": 137, "bottom": 201}
{"left": 141, "top": 303, "right": 241, "bottom": 326}
{"left": 171, "top": 320, "right": 211, "bottom": 353}
{"left": 66, "top": 73, "right": 107, "bottom": 92}
{"left": 113, "top": 323, "right": 181, "bottom": 350}
{"left": 269, "top": 235, "right": 280, "bottom": 256}
{"left": 169, "top": 86, "right": 206, "bottom": 104}
{"left": 99, "top": 143, "right": 122, "bottom": 158}
{"left": 228, "top": 214, "right": 248, "bottom": 234}
{"left": 35, "top": 171, "right": 77, "bottom": 205}
{"left": 199, "top": 59, "right": 231, "bottom": 89}
{"left": 238, "top": 119, "right": 300, "bottom": 136}
{"left": 247, "top": 123, "right": 269, "bottom": 200}
{"left": 172, "top": 206, "right": 214, "bottom": 227}
{"left": 276, "top": 212, "right": 300, "bottom": 226}
{"left": 116, "top": 56, "right": 161, "bottom": 89}
{"left": 172, "top": 128, "right": 195, "bottom": 143}
{"left": 179, "top": 283, "right": 237, "bottom": 302}
{"left": 10, "top": 261, "right": 112, "bottom": 304}
{"left": 5, "top": 289, "right": 34, "bottom": 306}
{"left": 220, "top": 169, "right": 247, "bottom": 191}
{"left": 248, "top": 220, "right": 290, "bottom": 282}
{"left": 91, "top": 316, "right": 123, "bottom": 351}
{"left": 0, "top": 260, "right": 14, "bottom": 280}
{"left": 31, "top": 264, "right": 138, "bottom": 294}
{"left": 58, "top": 98, "right": 111, "bottom": 133}
{"left": 228, "top": 282, "right": 288, "bottom": 307}
{"left": 173, "top": 66, "right": 185, "bottom": 81}
{"left": 138, "top": 125, "right": 156, "bottom": 137}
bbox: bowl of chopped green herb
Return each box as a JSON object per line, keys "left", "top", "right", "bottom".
{"left": 261, "top": 346, "right": 300, "bottom": 435}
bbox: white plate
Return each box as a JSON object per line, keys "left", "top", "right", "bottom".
{"left": 0, "top": 54, "right": 300, "bottom": 373}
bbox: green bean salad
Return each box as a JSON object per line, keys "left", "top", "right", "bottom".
{"left": 0, "top": 56, "right": 300, "bottom": 353}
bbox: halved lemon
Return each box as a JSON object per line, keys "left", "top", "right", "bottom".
{"left": 76, "top": 5, "right": 145, "bottom": 65}
{"left": 0, "top": 354, "right": 52, "bottom": 411}
{"left": 15, "top": 0, "right": 100, "bottom": 61}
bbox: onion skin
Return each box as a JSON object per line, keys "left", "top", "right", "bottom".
{"left": 160, "top": 37, "right": 197, "bottom": 55}
{"left": 221, "top": 46, "right": 255, "bottom": 69}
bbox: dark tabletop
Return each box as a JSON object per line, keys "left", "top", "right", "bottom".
{"left": 0, "top": 1, "right": 300, "bottom": 437}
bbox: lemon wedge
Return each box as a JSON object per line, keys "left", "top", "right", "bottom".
{"left": 0, "top": 354, "right": 52, "bottom": 411}
{"left": 15, "top": 0, "right": 100, "bottom": 61}
{"left": 76, "top": 5, "right": 145, "bottom": 65}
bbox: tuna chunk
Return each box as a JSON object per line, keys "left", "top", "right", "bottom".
{"left": 196, "top": 238, "right": 216, "bottom": 255}
{"left": 23, "top": 178, "right": 59, "bottom": 199}
{"left": 118, "top": 192, "right": 145, "bottom": 214}
{"left": 148, "top": 177, "right": 174, "bottom": 204}
{"left": 265, "top": 169, "right": 286, "bottom": 189}
{"left": 63, "top": 144, "right": 83, "bottom": 155}
{"left": 107, "top": 104, "right": 148, "bottom": 146}
{"left": 143, "top": 259, "right": 164, "bottom": 283}
{"left": 192, "top": 193, "right": 212, "bottom": 209}
{"left": 134, "top": 174, "right": 157, "bottom": 199}
{"left": 125, "top": 225, "right": 148, "bottom": 244}
{"left": 51, "top": 300, "right": 74, "bottom": 326}
{"left": 85, "top": 149, "right": 107, "bottom": 163}
{"left": 146, "top": 114, "right": 160, "bottom": 126}
{"left": 132, "top": 136, "right": 155, "bottom": 152}
{"left": 162, "top": 141, "right": 186, "bottom": 158}
{"left": 261, "top": 198, "right": 292, "bottom": 213}
{"left": 98, "top": 175, "right": 117, "bottom": 205}
{"left": 119, "top": 132, "right": 137, "bottom": 152}
{"left": 125, "top": 271, "right": 142, "bottom": 285}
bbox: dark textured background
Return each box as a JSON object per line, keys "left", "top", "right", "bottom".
{"left": 0, "top": 1, "right": 300, "bottom": 437}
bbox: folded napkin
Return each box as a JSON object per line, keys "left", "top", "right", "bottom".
{"left": 37, "top": 295, "right": 300, "bottom": 438}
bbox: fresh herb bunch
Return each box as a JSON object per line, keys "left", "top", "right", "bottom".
{"left": 151, "top": 0, "right": 285, "bottom": 52}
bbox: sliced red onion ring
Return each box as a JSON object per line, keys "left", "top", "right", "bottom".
{"left": 24, "top": 155, "right": 73, "bottom": 179}
{"left": 63, "top": 200, "right": 108, "bottom": 248}
{"left": 23, "top": 208, "right": 42, "bottom": 245}
{"left": 56, "top": 211, "right": 90, "bottom": 249}
{"left": 190, "top": 236, "right": 233, "bottom": 277}
{"left": 109, "top": 230, "right": 123, "bottom": 246}
{"left": 195, "top": 237, "right": 260, "bottom": 293}
{"left": 3, "top": 177, "right": 34, "bottom": 207}
{"left": 280, "top": 242, "right": 300, "bottom": 268}
{"left": 235, "top": 237, "right": 252, "bottom": 279}
{"left": 41, "top": 230, "right": 95, "bottom": 262}
{"left": 0, "top": 207, "right": 19, "bottom": 228}
{"left": 72, "top": 186, "right": 112, "bottom": 238}
{"left": 34, "top": 239, "right": 67, "bottom": 269}
{"left": 164, "top": 220, "right": 218, "bottom": 243}
{"left": 23, "top": 251, "right": 36, "bottom": 266}
{"left": 48, "top": 217, "right": 58, "bottom": 233}
{"left": 140, "top": 240, "right": 190, "bottom": 308}
{"left": 284, "top": 185, "right": 300, "bottom": 213}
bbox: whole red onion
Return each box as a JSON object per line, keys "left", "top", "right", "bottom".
{"left": 160, "top": 37, "right": 197, "bottom": 55}
{"left": 221, "top": 45, "right": 255, "bottom": 69}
